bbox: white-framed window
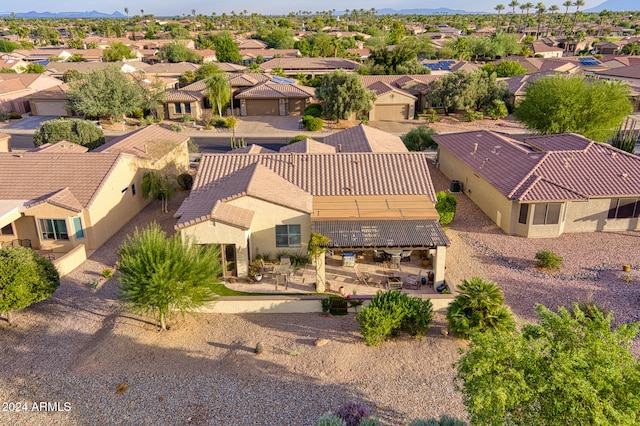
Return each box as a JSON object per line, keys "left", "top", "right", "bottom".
{"left": 72, "top": 217, "right": 85, "bottom": 239}
{"left": 275, "top": 224, "right": 301, "bottom": 248}
{"left": 39, "top": 219, "right": 69, "bottom": 240}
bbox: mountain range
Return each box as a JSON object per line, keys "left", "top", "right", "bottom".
{"left": 0, "top": 10, "right": 126, "bottom": 18}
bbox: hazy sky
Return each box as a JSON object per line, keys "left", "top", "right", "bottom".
{"left": 3, "top": 0, "right": 606, "bottom": 16}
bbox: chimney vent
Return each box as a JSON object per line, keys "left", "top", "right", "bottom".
{"left": 338, "top": 144, "right": 342, "bottom": 153}
{"left": 473, "top": 143, "right": 478, "bottom": 153}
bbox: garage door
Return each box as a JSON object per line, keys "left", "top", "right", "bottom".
{"left": 288, "top": 99, "right": 305, "bottom": 115}
{"left": 374, "top": 104, "right": 408, "bottom": 121}
{"left": 246, "top": 99, "right": 279, "bottom": 116}
{"left": 31, "top": 101, "right": 69, "bottom": 116}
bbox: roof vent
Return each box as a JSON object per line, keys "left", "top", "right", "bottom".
{"left": 290, "top": 152, "right": 295, "bottom": 166}
{"left": 621, "top": 173, "right": 629, "bottom": 179}
{"left": 338, "top": 144, "right": 342, "bottom": 153}
{"left": 471, "top": 143, "right": 478, "bottom": 154}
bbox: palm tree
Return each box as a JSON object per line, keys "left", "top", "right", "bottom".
{"left": 141, "top": 171, "right": 174, "bottom": 214}
{"left": 558, "top": 0, "right": 572, "bottom": 35}
{"left": 521, "top": 2, "right": 534, "bottom": 33}
{"left": 124, "top": 7, "right": 129, "bottom": 20}
{"left": 535, "top": 2, "right": 546, "bottom": 39}
{"left": 495, "top": 4, "right": 506, "bottom": 29}
{"left": 205, "top": 74, "right": 231, "bottom": 117}
{"left": 547, "top": 5, "right": 560, "bottom": 35}
{"left": 571, "top": 0, "right": 585, "bottom": 34}
{"left": 508, "top": 0, "right": 519, "bottom": 32}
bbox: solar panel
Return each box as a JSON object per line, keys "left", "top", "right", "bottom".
{"left": 270, "top": 76, "right": 296, "bottom": 85}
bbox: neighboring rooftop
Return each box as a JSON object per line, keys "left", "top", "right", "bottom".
{"left": 93, "top": 124, "right": 190, "bottom": 160}
{"left": 323, "top": 124, "right": 408, "bottom": 153}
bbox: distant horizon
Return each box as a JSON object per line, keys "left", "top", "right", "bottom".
{"left": 0, "top": 0, "right": 610, "bottom": 17}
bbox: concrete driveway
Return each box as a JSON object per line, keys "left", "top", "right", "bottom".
{"left": 0, "top": 115, "right": 58, "bottom": 133}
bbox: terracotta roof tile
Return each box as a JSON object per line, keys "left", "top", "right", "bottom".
{"left": 235, "top": 81, "right": 315, "bottom": 99}
{"left": 259, "top": 57, "right": 359, "bottom": 72}
{"left": 279, "top": 139, "right": 336, "bottom": 153}
{"left": 93, "top": 124, "right": 189, "bottom": 160}
{"left": 190, "top": 152, "right": 437, "bottom": 200}
{"left": 323, "top": 124, "right": 408, "bottom": 153}
{"left": 434, "top": 130, "right": 640, "bottom": 201}
{"left": 229, "top": 145, "right": 277, "bottom": 154}
{"left": 0, "top": 152, "right": 121, "bottom": 209}
{"left": 33, "top": 141, "right": 88, "bottom": 153}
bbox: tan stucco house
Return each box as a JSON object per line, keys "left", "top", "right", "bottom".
{"left": 0, "top": 125, "right": 190, "bottom": 272}
{"left": 434, "top": 130, "right": 640, "bottom": 238}
{"left": 175, "top": 151, "right": 449, "bottom": 284}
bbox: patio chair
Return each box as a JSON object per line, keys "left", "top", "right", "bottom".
{"left": 404, "top": 269, "right": 423, "bottom": 290}
{"left": 353, "top": 264, "right": 370, "bottom": 286}
{"left": 280, "top": 256, "right": 291, "bottom": 266}
{"left": 260, "top": 259, "right": 275, "bottom": 275}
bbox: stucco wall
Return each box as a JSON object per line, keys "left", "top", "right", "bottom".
{"left": 564, "top": 198, "right": 640, "bottom": 233}
{"left": 438, "top": 148, "right": 516, "bottom": 233}
{"left": 84, "top": 156, "right": 148, "bottom": 250}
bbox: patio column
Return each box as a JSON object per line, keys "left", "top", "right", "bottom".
{"left": 315, "top": 254, "right": 326, "bottom": 293}
{"left": 432, "top": 245, "right": 447, "bottom": 288}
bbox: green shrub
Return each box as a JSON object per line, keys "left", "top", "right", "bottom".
{"left": 187, "top": 139, "right": 199, "bottom": 153}
{"left": 33, "top": 118, "right": 105, "bottom": 149}
{"left": 303, "top": 103, "right": 323, "bottom": 118}
{"left": 484, "top": 99, "right": 508, "bottom": 120}
{"left": 302, "top": 115, "right": 323, "bottom": 131}
{"left": 212, "top": 117, "right": 227, "bottom": 128}
{"left": 463, "top": 110, "right": 484, "bottom": 122}
{"left": 356, "top": 290, "right": 433, "bottom": 346}
{"left": 170, "top": 124, "right": 183, "bottom": 132}
{"left": 435, "top": 191, "right": 457, "bottom": 225}
{"left": 535, "top": 250, "right": 563, "bottom": 270}
{"left": 289, "top": 134, "right": 311, "bottom": 144}
{"left": 446, "top": 277, "right": 515, "bottom": 338}
{"left": 409, "top": 415, "right": 468, "bottom": 426}
{"left": 182, "top": 114, "right": 192, "bottom": 123}
{"left": 101, "top": 268, "right": 113, "bottom": 279}
{"left": 176, "top": 173, "right": 193, "bottom": 191}
{"left": 225, "top": 116, "right": 237, "bottom": 129}
{"left": 130, "top": 109, "right": 144, "bottom": 119}
{"left": 0, "top": 108, "right": 9, "bottom": 121}
{"left": 8, "top": 112, "right": 22, "bottom": 119}
{"left": 316, "top": 414, "right": 344, "bottom": 426}
{"left": 402, "top": 126, "right": 438, "bottom": 151}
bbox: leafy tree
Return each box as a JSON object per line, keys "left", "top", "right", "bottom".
{"left": 484, "top": 99, "right": 509, "bottom": 119}
{"left": 33, "top": 118, "right": 105, "bottom": 149}
{"left": 0, "top": 246, "right": 60, "bottom": 323}
{"left": 142, "top": 76, "right": 166, "bottom": 120}
{"left": 455, "top": 303, "right": 640, "bottom": 425}
{"left": 514, "top": 75, "right": 634, "bottom": 141}
{"left": 141, "top": 171, "right": 175, "bottom": 213}
{"left": 159, "top": 42, "right": 202, "bottom": 63}
{"left": 212, "top": 32, "right": 242, "bottom": 63}
{"left": 68, "top": 53, "right": 86, "bottom": 62}
{"left": 205, "top": 74, "right": 231, "bottom": 117}
{"left": 117, "top": 222, "right": 222, "bottom": 331}
{"left": 435, "top": 191, "right": 457, "bottom": 225}
{"left": 426, "top": 71, "right": 472, "bottom": 115}
{"left": 446, "top": 277, "right": 515, "bottom": 338}
{"left": 179, "top": 70, "right": 196, "bottom": 85}
{"left": 25, "top": 63, "right": 46, "bottom": 74}
{"left": 194, "top": 63, "right": 221, "bottom": 81}
{"left": 402, "top": 126, "right": 437, "bottom": 151}
{"left": 483, "top": 59, "right": 528, "bottom": 77}
{"left": 0, "top": 39, "right": 19, "bottom": 53}
{"left": 315, "top": 70, "right": 376, "bottom": 122}
{"left": 103, "top": 42, "right": 137, "bottom": 62}
{"left": 360, "top": 43, "right": 429, "bottom": 75}
{"left": 67, "top": 65, "right": 146, "bottom": 121}
{"left": 261, "top": 27, "right": 296, "bottom": 49}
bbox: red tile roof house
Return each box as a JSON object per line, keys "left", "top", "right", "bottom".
{"left": 434, "top": 130, "right": 640, "bottom": 238}
{"left": 0, "top": 125, "right": 191, "bottom": 275}
{"left": 0, "top": 73, "right": 65, "bottom": 114}
{"left": 174, "top": 151, "right": 450, "bottom": 287}
{"left": 258, "top": 57, "right": 360, "bottom": 77}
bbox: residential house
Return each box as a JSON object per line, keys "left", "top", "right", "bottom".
{"left": 174, "top": 151, "right": 449, "bottom": 284}
{"left": 0, "top": 73, "right": 65, "bottom": 113}
{"left": 240, "top": 49, "right": 301, "bottom": 66}
{"left": 0, "top": 132, "right": 10, "bottom": 152}
{"left": 360, "top": 74, "right": 440, "bottom": 117}
{"left": 28, "top": 83, "right": 72, "bottom": 116}
{"left": 235, "top": 79, "right": 315, "bottom": 116}
{"left": 0, "top": 125, "right": 191, "bottom": 272}
{"left": 434, "top": 130, "right": 640, "bottom": 237}
{"left": 45, "top": 61, "right": 143, "bottom": 79}
{"left": 259, "top": 57, "right": 360, "bottom": 77}
{"left": 530, "top": 41, "right": 564, "bottom": 58}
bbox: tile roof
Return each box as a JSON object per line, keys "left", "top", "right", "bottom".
{"left": 259, "top": 57, "right": 359, "bottom": 72}
{"left": 359, "top": 74, "right": 439, "bottom": 88}
{"left": 323, "top": 124, "right": 408, "bottom": 153}
{"left": 93, "top": 124, "right": 190, "bottom": 160}
{"left": 595, "top": 64, "right": 640, "bottom": 79}
{"left": 234, "top": 81, "right": 315, "bottom": 99}
{"left": 240, "top": 49, "right": 300, "bottom": 58}
{"left": 191, "top": 152, "right": 437, "bottom": 200}
{"left": 229, "top": 145, "right": 277, "bottom": 154}
{"left": 165, "top": 89, "right": 204, "bottom": 102}
{"left": 279, "top": 139, "right": 336, "bottom": 153}
{"left": 27, "top": 83, "right": 69, "bottom": 100}
{"left": 143, "top": 62, "right": 199, "bottom": 74}
{"left": 175, "top": 163, "right": 313, "bottom": 229}
{"left": 33, "top": 141, "right": 88, "bottom": 153}
{"left": 0, "top": 151, "right": 122, "bottom": 210}
{"left": 434, "top": 130, "right": 640, "bottom": 202}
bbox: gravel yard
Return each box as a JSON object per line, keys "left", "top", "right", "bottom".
{"left": 2, "top": 160, "right": 640, "bottom": 425}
